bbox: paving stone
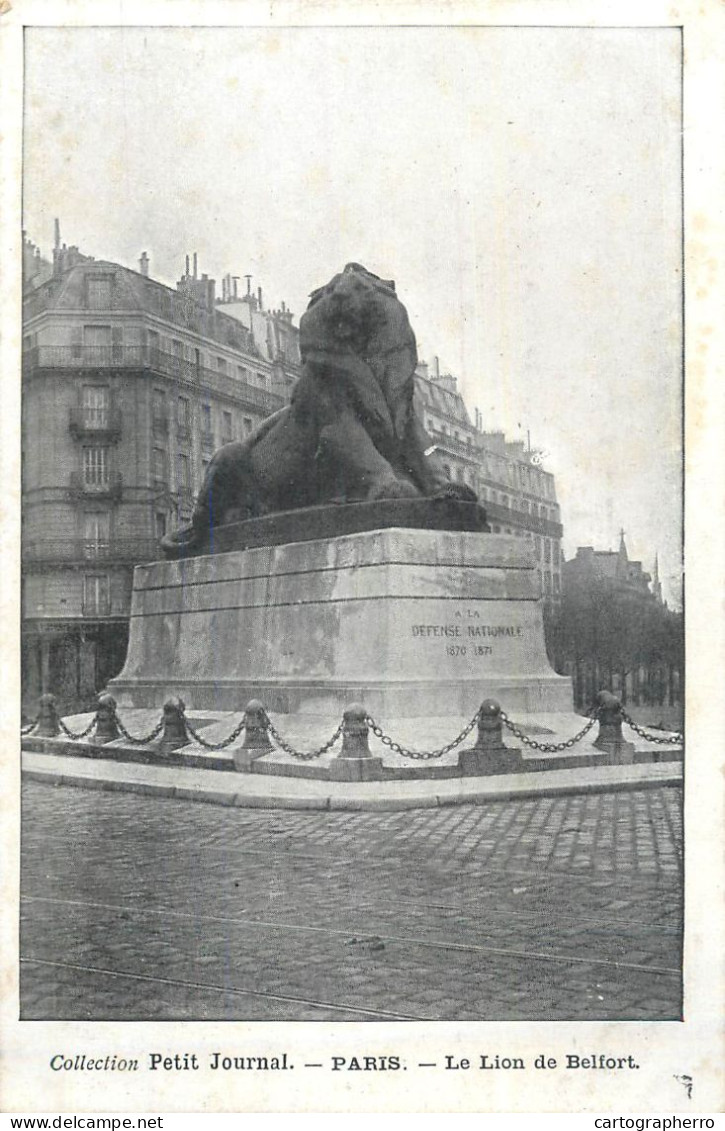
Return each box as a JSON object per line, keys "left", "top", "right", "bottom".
{"left": 20, "top": 781, "right": 683, "bottom": 1021}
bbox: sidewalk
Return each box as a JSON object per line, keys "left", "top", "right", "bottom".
{"left": 22, "top": 746, "right": 682, "bottom": 810}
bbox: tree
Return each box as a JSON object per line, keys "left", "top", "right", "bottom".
{"left": 545, "top": 583, "right": 683, "bottom": 711}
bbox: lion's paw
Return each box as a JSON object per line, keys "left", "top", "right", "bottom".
{"left": 366, "top": 475, "right": 421, "bottom": 502}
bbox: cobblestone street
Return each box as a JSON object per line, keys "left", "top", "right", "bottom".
{"left": 20, "top": 781, "right": 683, "bottom": 1021}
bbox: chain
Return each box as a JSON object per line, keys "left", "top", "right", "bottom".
{"left": 365, "top": 711, "right": 480, "bottom": 761}
{"left": 21, "top": 717, "right": 39, "bottom": 735}
{"left": 57, "top": 715, "right": 97, "bottom": 740}
{"left": 264, "top": 716, "right": 344, "bottom": 761}
{"left": 184, "top": 713, "right": 249, "bottom": 751}
{"left": 620, "top": 711, "right": 683, "bottom": 745}
{"left": 114, "top": 714, "right": 166, "bottom": 746}
{"left": 500, "top": 710, "right": 598, "bottom": 752}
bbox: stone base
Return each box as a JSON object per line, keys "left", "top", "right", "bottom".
{"left": 328, "top": 756, "right": 385, "bottom": 781}
{"left": 110, "top": 527, "right": 573, "bottom": 718}
{"left": 163, "top": 498, "right": 490, "bottom": 558}
{"left": 595, "top": 739, "right": 637, "bottom": 765}
{"left": 458, "top": 744, "right": 522, "bottom": 776}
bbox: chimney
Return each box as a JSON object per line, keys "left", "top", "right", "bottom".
{"left": 232, "top": 276, "right": 239, "bottom": 299}
{"left": 139, "top": 252, "right": 149, "bottom": 277}
{"left": 54, "top": 218, "right": 61, "bottom": 251}
{"left": 193, "top": 252, "right": 198, "bottom": 279}
{"left": 245, "top": 275, "right": 252, "bottom": 297}
{"left": 185, "top": 254, "right": 190, "bottom": 277}
{"left": 257, "top": 286, "right": 263, "bottom": 310}
{"left": 433, "top": 356, "right": 440, "bottom": 380}
{"left": 221, "top": 276, "right": 227, "bottom": 301}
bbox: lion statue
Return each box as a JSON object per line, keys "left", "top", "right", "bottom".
{"left": 162, "top": 263, "right": 476, "bottom": 556}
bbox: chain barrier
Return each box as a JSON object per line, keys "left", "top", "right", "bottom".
{"left": 500, "top": 707, "right": 598, "bottom": 752}
{"left": 264, "top": 714, "right": 344, "bottom": 761}
{"left": 58, "top": 715, "right": 97, "bottom": 740}
{"left": 21, "top": 717, "right": 39, "bottom": 735}
{"left": 365, "top": 711, "right": 480, "bottom": 761}
{"left": 184, "top": 713, "right": 248, "bottom": 751}
{"left": 620, "top": 710, "right": 683, "bottom": 746}
{"left": 113, "top": 713, "right": 166, "bottom": 746}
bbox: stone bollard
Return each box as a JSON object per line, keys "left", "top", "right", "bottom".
{"left": 458, "top": 699, "right": 521, "bottom": 776}
{"left": 159, "top": 696, "right": 188, "bottom": 754}
{"left": 234, "top": 699, "right": 273, "bottom": 771}
{"left": 329, "top": 703, "right": 384, "bottom": 781}
{"left": 593, "top": 690, "right": 635, "bottom": 764}
{"left": 36, "top": 693, "right": 60, "bottom": 738}
{"left": 94, "top": 693, "right": 120, "bottom": 744}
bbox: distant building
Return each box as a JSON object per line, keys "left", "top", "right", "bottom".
{"left": 414, "top": 360, "right": 564, "bottom": 606}
{"left": 563, "top": 532, "right": 662, "bottom": 605}
{"left": 22, "top": 226, "right": 301, "bottom": 712}
{"left": 556, "top": 533, "right": 681, "bottom": 712}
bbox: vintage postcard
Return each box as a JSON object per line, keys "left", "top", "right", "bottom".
{"left": 1, "top": 0, "right": 723, "bottom": 1117}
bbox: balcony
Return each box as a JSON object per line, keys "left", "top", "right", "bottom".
{"left": 484, "top": 500, "right": 563, "bottom": 540}
{"left": 427, "top": 431, "right": 481, "bottom": 463}
{"left": 23, "top": 536, "right": 162, "bottom": 566}
{"left": 69, "top": 404, "right": 123, "bottom": 441}
{"left": 24, "top": 345, "right": 289, "bottom": 416}
{"left": 69, "top": 472, "right": 123, "bottom": 502}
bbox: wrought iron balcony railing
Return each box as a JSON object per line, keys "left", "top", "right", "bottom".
{"left": 69, "top": 404, "right": 123, "bottom": 441}
{"left": 24, "top": 345, "right": 289, "bottom": 416}
{"left": 22, "top": 536, "right": 161, "bottom": 565}
{"left": 68, "top": 472, "right": 123, "bottom": 501}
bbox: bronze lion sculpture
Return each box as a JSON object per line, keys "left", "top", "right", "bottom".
{"left": 162, "top": 263, "right": 476, "bottom": 556}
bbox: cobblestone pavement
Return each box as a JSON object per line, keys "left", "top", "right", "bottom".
{"left": 20, "top": 781, "right": 683, "bottom": 1021}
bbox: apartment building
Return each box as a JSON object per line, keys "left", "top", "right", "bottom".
{"left": 414, "top": 361, "right": 564, "bottom": 605}
{"left": 22, "top": 229, "right": 300, "bottom": 711}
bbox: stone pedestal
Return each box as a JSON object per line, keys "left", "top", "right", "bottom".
{"left": 110, "top": 526, "right": 573, "bottom": 717}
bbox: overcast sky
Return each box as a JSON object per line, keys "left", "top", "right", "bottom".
{"left": 23, "top": 25, "right": 683, "bottom": 604}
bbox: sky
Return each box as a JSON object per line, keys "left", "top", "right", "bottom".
{"left": 23, "top": 25, "right": 683, "bottom": 604}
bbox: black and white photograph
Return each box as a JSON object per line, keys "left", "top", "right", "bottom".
{"left": 3, "top": 0, "right": 723, "bottom": 1117}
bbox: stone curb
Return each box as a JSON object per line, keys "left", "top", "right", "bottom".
{"left": 22, "top": 751, "right": 683, "bottom": 811}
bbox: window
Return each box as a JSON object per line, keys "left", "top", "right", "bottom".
{"left": 83, "top": 324, "right": 111, "bottom": 364}
{"left": 222, "top": 411, "right": 233, "bottom": 443}
{"left": 243, "top": 417, "right": 253, "bottom": 435}
{"left": 201, "top": 404, "right": 212, "bottom": 435}
{"left": 83, "top": 512, "right": 110, "bottom": 558}
{"left": 86, "top": 276, "right": 112, "bottom": 309}
{"left": 83, "top": 574, "right": 110, "bottom": 616}
{"left": 148, "top": 330, "right": 160, "bottom": 363}
{"left": 177, "top": 397, "right": 190, "bottom": 433}
{"left": 256, "top": 372, "right": 266, "bottom": 386}
{"left": 82, "top": 386, "right": 109, "bottom": 429}
{"left": 237, "top": 365, "right": 249, "bottom": 383}
{"left": 155, "top": 512, "right": 167, "bottom": 540}
{"left": 177, "top": 453, "right": 190, "bottom": 491}
{"left": 152, "top": 390, "right": 166, "bottom": 425}
{"left": 83, "top": 447, "right": 109, "bottom": 489}
{"left": 152, "top": 448, "right": 166, "bottom": 485}
{"left": 217, "top": 357, "right": 227, "bottom": 375}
